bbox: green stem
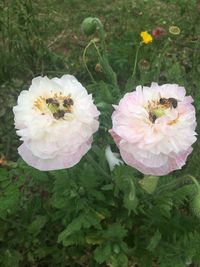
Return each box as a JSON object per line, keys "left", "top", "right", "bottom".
{"left": 132, "top": 44, "right": 141, "bottom": 79}
{"left": 93, "top": 42, "right": 103, "bottom": 61}
{"left": 93, "top": 18, "right": 106, "bottom": 52}
{"left": 93, "top": 41, "right": 120, "bottom": 94}
{"left": 83, "top": 41, "right": 95, "bottom": 83}
{"left": 185, "top": 175, "right": 200, "bottom": 192}
{"left": 156, "top": 179, "right": 181, "bottom": 194}
{"left": 155, "top": 42, "right": 169, "bottom": 81}
{"left": 156, "top": 175, "right": 200, "bottom": 195}
{"left": 0, "top": 217, "right": 26, "bottom": 229}
{"left": 86, "top": 154, "right": 111, "bottom": 180}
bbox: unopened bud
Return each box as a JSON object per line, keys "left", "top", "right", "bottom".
{"left": 138, "top": 59, "right": 150, "bottom": 72}
{"left": 139, "top": 176, "right": 159, "bottom": 194}
{"left": 82, "top": 17, "right": 102, "bottom": 36}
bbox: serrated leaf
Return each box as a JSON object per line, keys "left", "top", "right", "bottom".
{"left": 105, "top": 223, "right": 127, "bottom": 240}
{"left": 28, "top": 215, "right": 47, "bottom": 235}
{"left": 58, "top": 212, "right": 101, "bottom": 246}
{"left": 109, "top": 253, "right": 128, "bottom": 267}
{"left": 85, "top": 233, "right": 104, "bottom": 245}
{"left": 0, "top": 184, "right": 20, "bottom": 219}
{"left": 2, "top": 249, "right": 22, "bottom": 267}
{"left": 0, "top": 169, "right": 9, "bottom": 181}
{"left": 113, "top": 167, "right": 138, "bottom": 213}
{"left": 94, "top": 243, "right": 112, "bottom": 264}
{"left": 147, "top": 230, "right": 162, "bottom": 252}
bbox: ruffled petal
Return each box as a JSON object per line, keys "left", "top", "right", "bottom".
{"left": 14, "top": 75, "right": 99, "bottom": 171}
{"left": 110, "top": 83, "right": 197, "bottom": 175}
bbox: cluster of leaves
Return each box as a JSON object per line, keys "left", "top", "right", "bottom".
{"left": 1, "top": 159, "right": 200, "bottom": 267}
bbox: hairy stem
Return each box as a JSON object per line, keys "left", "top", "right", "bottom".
{"left": 132, "top": 44, "right": 141, "bottom": 79}
{"left": 83, "top": 41, "right": 95, "bottom": 83}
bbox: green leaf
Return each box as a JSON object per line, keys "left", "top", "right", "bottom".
{"left": 1, "top": 249, "right": 22, "bottom": 267}
{"left": 113, "top": 166, "right": 139, "bottom": 213}
{"left": 0, "top": 184, "right": 20, "bottom": 219}
{"left": 105, "top": 223, "right": 127, "bottom": 240}
{"left": 58, "top": 212, "right": 101, "bottom": 246}
{"left": 99, "top": 54, "right": 118, "bottom": 88}
{"left": 28, "top": 215, "right": 47, "bottom": 236}
{"left": 0, "top": 169, "right": 9, "bottom": 181}
{"left": 125, "top": 75, "right": 135, "bottom": 91}
{"left": 147, "top": 230, "right": 162, "bottom": 252}
{"left": 94, "top": 243, "right": 112, "bottom": 264}
{"left": 109, "top": 253, "right": 128, "bottom": 267}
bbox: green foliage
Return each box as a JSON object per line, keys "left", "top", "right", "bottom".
{"left": 113, "top": 166, "right": 139, "bottom": 213}
{"left": 1, "top": 161, "right": 200, "bottom": 266}
{"left": 0, "top": 169, "right": 20, "bottom": 219}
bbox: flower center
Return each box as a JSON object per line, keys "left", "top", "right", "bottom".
{"left": 34, "top": 93, "right": 74, "bottom": 120}
{"left": 147, "top": 97, "right": 179, "bottom": 124}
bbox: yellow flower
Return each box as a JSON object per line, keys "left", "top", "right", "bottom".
{"left": 140, "top": 31, "right": 153, "bottom": 44}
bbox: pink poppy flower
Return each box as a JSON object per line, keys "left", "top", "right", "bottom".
{"left": 110, "top": 83, "right": 197, "bottom": 176}
{"left": 13, "top": 75, "right": 100, "bottom": 171}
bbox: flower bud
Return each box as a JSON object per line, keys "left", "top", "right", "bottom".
{"left": 139, "top": 176, "right": 159, "bottom": 194}
{"left": 138, "top": 59, "right": 150, "bottom": 72}
{"left": 82, "top": 17, "right": 102, "bottom": 36}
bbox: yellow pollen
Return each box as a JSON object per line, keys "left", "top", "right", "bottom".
{"left": 34, "top": 96, "right": 46, "bottom": 111}
{"left": 167, "top": 115, "right": 179, "bottom": 125}
{"left": 34, "top": 93, "right": 74, "bottom": 118}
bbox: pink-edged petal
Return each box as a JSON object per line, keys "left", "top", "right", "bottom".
{"left": 14, "top": 75, "right": 100, "bottom": 171}
{"left": 110, "top": 83, "right": 197, "bottom": 175}
{"left": 18, "top": 140, "right": 92, "bottom": 171}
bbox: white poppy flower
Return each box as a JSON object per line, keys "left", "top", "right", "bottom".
{"left": 13, "top": 75, "right": 100, "bottom": 171}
